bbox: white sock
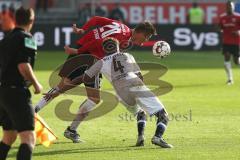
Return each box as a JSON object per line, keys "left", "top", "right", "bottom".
{"left": 69, "top": 99, "right": 97, "bottom": 131}
{"left": 34, "top": 87, "right": 59, "bottom": 113}
{"left": 224, "top": 61, "right": 233, "bottom": 81}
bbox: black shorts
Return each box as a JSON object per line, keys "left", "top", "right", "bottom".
{"left": 59, "top": 54, "right": 101, "bottom": 89}
{"left": 0, "top": 87, "right": 34, "bottom": 132}
{"left": 222, "top": 44, "right": 240, "bottom": 58}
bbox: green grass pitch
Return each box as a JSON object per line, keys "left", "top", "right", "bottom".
{"left": 2, "top": 50, "right": 240, "bottom": 160}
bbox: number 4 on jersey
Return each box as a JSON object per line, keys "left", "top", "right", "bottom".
{"left": 113, "top": 58, "right": 124, "bottom": 73}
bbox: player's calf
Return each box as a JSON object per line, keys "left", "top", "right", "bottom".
{"left": 17, "top": 131, "right": 36, "bottom": 160}
{"left": 137, "top": 110, "right": 146, "bottom": 136}
{"left": 224, "top": 61, "right": 234, "bottom": 85}
{"left": 68, "top": 99, "right": 97, "bottom": 131}
{"left": 136, "top": 110, "right": 146, "bottom": 147}
{"left": 151, "top": 109, "right": 173, "bottom": 148}
{"left": 0, "top": 131, "right": 17, "bottom": 160}
{"left": 34, "top": 86, "right": 59, "bottom": 113}
{"left": 154, "top": 109, "right": 168, "bottom": 138}
{"left": 34, "top": 77, "right": 73, "bottom": 113}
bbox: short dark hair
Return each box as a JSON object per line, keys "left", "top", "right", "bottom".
{"left": 134, "top": 21, "right": 157, "bottom": 36}
{"left": 15, "top": 7, "right": 34, "bottom": 26}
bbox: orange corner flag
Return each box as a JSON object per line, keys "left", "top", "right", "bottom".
{"left": 35, "top": 114, "right": 58, "bottom": 147}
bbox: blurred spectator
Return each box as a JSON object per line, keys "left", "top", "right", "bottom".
{"left": 95, "top": 4, "right": 106, "bottom": 17}
{"left": 0, "top": 3, "right": 15, "bottom": 34}
{"left": 187, "top": 2, "right": 204, "bottom": 24}
{"left": 36, "top": 0, "right": 48, "bottom": 12}
{"left": 78, "top": 3, "right": 92, "bottom": 24}
{"left": 109, "top": 3, "right": 125, "bottom": 22}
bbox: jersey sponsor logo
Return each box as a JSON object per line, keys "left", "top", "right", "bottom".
{"left": 102, "top": 53, "right": 124, "bottom": 61}
{"left": 24, "top": 37, "right": 37, "bottom": 50}
{"left": 99, "top": 22, "right": 122, "bottom": 39}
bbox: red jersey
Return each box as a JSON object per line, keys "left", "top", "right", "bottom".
{"left": 219, "top": 12, "right": 240, "bottom": 45}
{"left": 76, "top": 16, "right": 132, "bottom": 59}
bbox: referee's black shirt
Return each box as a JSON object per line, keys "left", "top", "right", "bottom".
{"left": 0, "top": 27, "right": 37, "bottom": 87}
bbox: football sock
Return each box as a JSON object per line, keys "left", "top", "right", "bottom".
{"left": 34, "top": 87, "right": 59, "bottom": 113}
{"left": 17, "top": 144, "right": 32, "bottom": 160}
{"left": 136, "top": 111, "right": 146, "bottom": 136}
{"left": 154, "top": 110, "right": 168, "bottom": 138}
{"left": 224, "top": 61, "right": 233, "bottom": 81}
{"left": 0, "top": 141, "right": 11, "bottom": 160}
{"left": 69, "top": 99, "right": 97, "bottom": 131}
{"left": 154, "top": 122, "right": 167, "bottom": 138}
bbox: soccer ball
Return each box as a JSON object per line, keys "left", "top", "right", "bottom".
{"left": 152, "top": 41, "right": 171, "bottom": 58}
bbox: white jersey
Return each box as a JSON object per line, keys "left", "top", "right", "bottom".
{"left": 85, "top": 52, "right": 165, "bottom": 115}
{"left": 85, "top": 52, "right": 141, "bottom": 84}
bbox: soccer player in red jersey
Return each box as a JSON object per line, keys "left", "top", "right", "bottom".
{"left": 219, "top": 1, "right": 240, "bottom": 85}
{"left": 64, "top": 16, "right": 151, "bottom": 57}
{"left": 34, "top": 16, "right": 156, "bottom": 143}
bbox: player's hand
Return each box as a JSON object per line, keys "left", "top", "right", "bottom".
{"left": 64, "top": 46, "right": 78, "bottom": 55}
{"left": 33, "top": 82, "right": 43, "bottom": 94}
{"left": 72, "top": 24, "right": 84, "bottom": 34}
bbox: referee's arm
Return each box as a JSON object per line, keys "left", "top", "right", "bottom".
{"left": 18, "top": 63, "right": 42, "bottom": 94}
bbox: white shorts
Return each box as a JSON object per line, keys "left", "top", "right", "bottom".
{"left": 115, "top": 84, "right": 164, "bottom": 116}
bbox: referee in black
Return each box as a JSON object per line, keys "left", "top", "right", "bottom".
{"left": 0, "top": 7, "right": 42, "bottom": 160}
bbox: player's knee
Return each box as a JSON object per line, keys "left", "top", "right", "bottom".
{"left": 18, "top": 131, "right": 36, "bottom": 149}
{"left": 137, "top": 110, "right": 147, "bottom": 121}
{"left": 79, "top": 98, "right": 98, "bottom": 115}
{"left": 78, "top": 106, "right": 90, "bottom": 117}
{"left": 155, "top": 109, "right": 169, "bottom": 125}
{"left": 2, "top": 131, "right": 17, "bottom": 145}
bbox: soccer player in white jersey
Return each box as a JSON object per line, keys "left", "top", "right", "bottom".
{"left": 44, "top": 37, "right": 173, "bottom": 148}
